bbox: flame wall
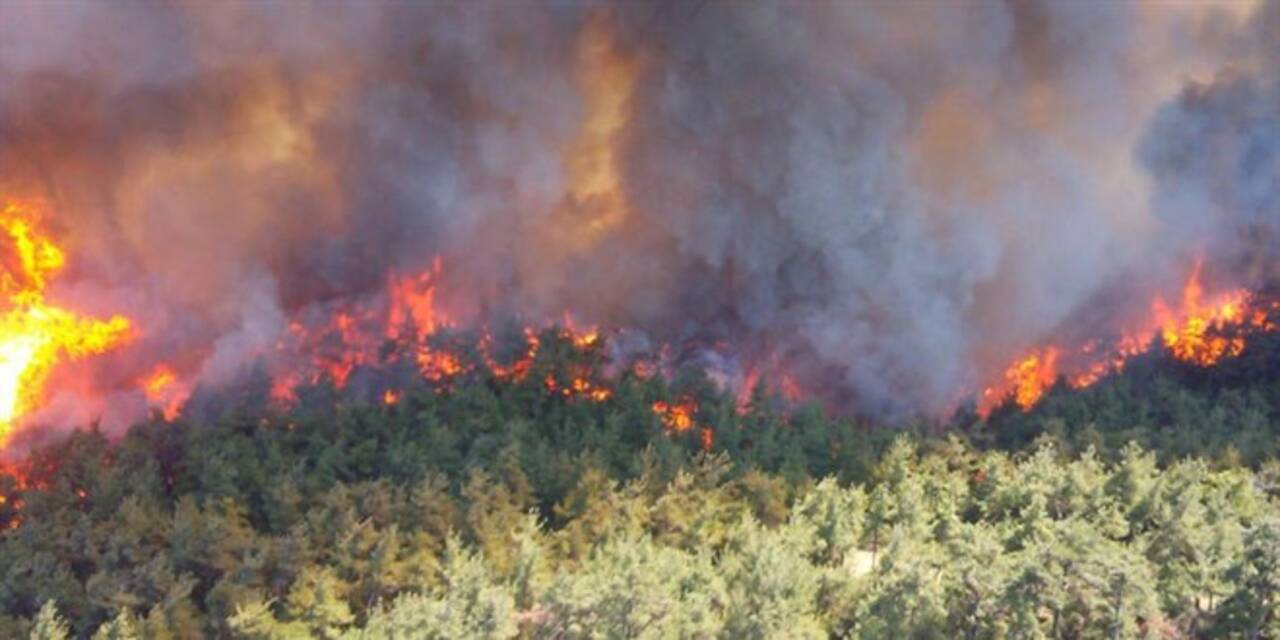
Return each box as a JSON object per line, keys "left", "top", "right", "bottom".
{"left": 0, "top": 0, "right": 1277, "bottom": 434}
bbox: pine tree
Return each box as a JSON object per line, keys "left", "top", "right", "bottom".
{"left": 351, "top": 538, "right": 517, "bottom": 640}
{"left": 463, "top": 469, "right": 534, "bottom": 578}
{"left": 942, "top": 523, "right": 1011, "bottom": 640}
{"left": 789, "top": 478, "right": 866, "bottom": 567}
{"left": 536, "top": 533, "right": 724, "bottom": 638}
{"left": 852, "top": 534, "right": 950, "bottom": 639}
{"left": 1214, "top": 517, "right": 1280, "bottom": 638}
{"left": 91, "top": 610, "right": 140, "bottom": 640}
{"left": 28, "top": 601, "right": 70, "bottom": 640}
{"left": 721, "top": 518, "right": 824, "bottom": 639}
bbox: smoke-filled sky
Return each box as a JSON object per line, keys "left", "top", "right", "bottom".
{"left": 0, "top": 0, "right": 1276, "bottom": 423}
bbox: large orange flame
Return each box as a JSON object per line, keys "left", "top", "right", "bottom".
{"left": 981, "top": 259, "right": 1278, "bottom": 415}
{"left": 994, "top": 347, "right": 1060, "bottom": 411}
{"left": 1153, "top": 259, "right": 1260, "bottom": 366}
{"left": 0, "top": 202, "right": 133, "bottom": 444}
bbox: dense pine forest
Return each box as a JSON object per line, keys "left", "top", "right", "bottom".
{"left": 6, "top": 0, "right": 1280, "bottom": 638}
{"left": 2, "top": 327, "right": 1279, "bottom": 638}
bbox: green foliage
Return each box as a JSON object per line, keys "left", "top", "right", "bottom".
{"left": 91, "top": 609, "right": 140, "bottom": 640}
{"left": 720, "top": 519, "right": 824, "bottom": 639}
{"left": 789, "top": 478, "right": 866, "bottom": 567}
{"left": 0, "top": 328, "right": 1277, "bottom": 637}
{"left": 536, "top": 534, "right": 724, "bottom": 638}
{"left": 29, "top": 600, "right": 70, "bottom": 640}
{"left": 1213, "top": 517, "right": 1280, "bottom": 638}
{"left": 351, "top": 540, "right": 517, "bottom": 640}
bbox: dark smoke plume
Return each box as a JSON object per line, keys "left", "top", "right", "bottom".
{"left": 0, "top": 0, "right": 1276, "bottom": 430}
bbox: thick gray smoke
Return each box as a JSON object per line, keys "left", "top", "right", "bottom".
{"left": 1141, "top": 2, "right": 1280, "bottom": 283}
{"left": 0, "top": 0, "right": 1275, "bottom": 428}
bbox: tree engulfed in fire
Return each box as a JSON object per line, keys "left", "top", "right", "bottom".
{"left": 999, "top": 347, "right": 1060, "bottom": 410}
{"left": 0, "top": 17, "right": 705, "bottom": 471}
{"left": 0, "top": 202, "right": 133, "bottom": 444}
{"left": 256, "top": 260, "right": 625, "bottom": 413}
{"left": 653, "top": 397, "right": 713, "bottom": 451}
{"left": 1154, "top": 260, "right": 1262, "bottom": 366}
{"left": 983, "top": 260, "right": 1279, "bottom": 414}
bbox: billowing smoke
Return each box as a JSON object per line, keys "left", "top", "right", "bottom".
{"left": 1141, "top": 2, "right": 1280, "bottom": 282}
{"left": 0, "top": 0, "right": 1276, "bottom": 430}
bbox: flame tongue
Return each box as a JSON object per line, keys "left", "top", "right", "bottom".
{"left": 4, "top": 198, "right": 1277, "bottom": 448}
{"left": 141, "top": 364, "right": 188, "bottom": 421}
{"left": 0, "top": 202, "right": 133, "bottom": 442}
{"left": 1154, "top": 260, "right": 1257, "bottom": 366}
{"left": 981, "top": 259, "right": 1279, "bottom": 415}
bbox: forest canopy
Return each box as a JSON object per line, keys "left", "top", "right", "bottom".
{"left": 2, "top": 327, "right": 1279, "bottom": 638}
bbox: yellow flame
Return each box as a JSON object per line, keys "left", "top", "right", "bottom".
{"left": 1155, "top": 261, "right": 1252, "bottom": 367}
{"left": 1005, "top": 347, "right": 1059, "bottom": 410}
{"left": 0, "top": 202, "right": 132, "bottom": 442}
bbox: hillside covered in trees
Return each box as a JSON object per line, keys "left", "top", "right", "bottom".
{"left": 2, "top": 327, "right": 1280, "bottom": 638}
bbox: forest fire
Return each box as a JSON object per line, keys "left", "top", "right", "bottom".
{"left": 141, "top": 365, "right": 188, "bottom": 421}
{"left": 652, "top": 397, "right": 712, "bottom": 450}
{"left": 235, "top": 259, "right": 623, "bottom": 413}
{"left": 0, "top": 1, "right": 1274, "bottom": 469}
{"left": 982, "top": 260, "right": 1280, "bottom": 414}
{"left": 0, "top": 199, "right": 647, "bottom": 481}
{"left": 6, "top": 2, "right": 1280, "bottom": 634}
{"left": 0, "top": 202, "right": 133, "bottom": 445}
{"left": 997, "top": 348, "right": 1061, "bottom": 411}
{"left": 1153, "top": 260, "right": 1268, "bottom": 366}
{"left": 1, "top": 194, "right": 1277, "bottom": 460}
{"left": 545, "top": 373, "right": 613, "bottom": 402}
{"left": 652, "top": 399, "right": 695, "bottom": 432}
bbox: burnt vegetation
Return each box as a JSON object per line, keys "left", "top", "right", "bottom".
{"left": 0, "top": 328, "right": 1278, "bottom": 638}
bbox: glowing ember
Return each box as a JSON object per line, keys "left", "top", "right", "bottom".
{"left": 562, "top": 314, "right": 601, "bottom": 350}
{"left": 419, "top": 350, "right": 464, "bottom": 383}
{"left": 737, "top": 370, "right": 760, "bottom": 413}
{"left": 734, "top": 366, "right": 808, "bottom": 415}
{"left": 482, "top": 328, "right": 540, "bottom": 382}
{"left": 0, "top": 461, "right": 27, "bottom": 529}
{"left": 652, "top": 398, "right": 713, "bottom": 451}
{"left": 544, "top": 372, "right": 612, "bottom": 402}
{"left": 652, "top": 398, "right": 696, "bottom": 432}
{"left": 0, "top": 202, "right": 133, "bottom": 443}
{"left": 574, "top": 331, "right": 600, "bottom": 349}
{"left": 383, "top": 389, "right": 400, "bottom": 405}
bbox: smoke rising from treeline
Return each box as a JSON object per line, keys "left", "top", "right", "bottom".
{"left": 0, "top": 0, "right": 1276, "bottom": 424}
